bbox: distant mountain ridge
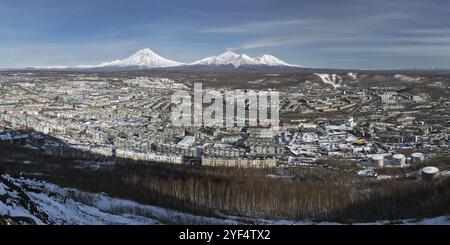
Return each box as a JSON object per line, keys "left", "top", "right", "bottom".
{"left": 33, "top": 48, "right": 300, "bottom": 70}
{"left": 190, "top": 50, "right": 299, "bottom": 68}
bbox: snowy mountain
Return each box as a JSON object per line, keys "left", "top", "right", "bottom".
{"left": 83, "top": 48, "right": 183, "bottom": 68}
{"left": 191, "top": 50, "right": 299, "bottom": 68}
{"left": 254, "top": 54, "right": 294, "bottom": 67}
{"left": 32, "top": 48, "right": 299, "bottom": 70}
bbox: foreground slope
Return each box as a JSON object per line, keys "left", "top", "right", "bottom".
{"left": 1, "top": 174, "right": 449, "bottom": 225}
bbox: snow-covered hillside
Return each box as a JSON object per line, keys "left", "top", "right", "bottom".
{"left": 1, "top": 174, "right": 449, "bottom": 225}
{"left": 314, "top": 73, "right": 343, "bottom": 89}
{"left": 0, "top": 174, "right": 237, "bottom": 225}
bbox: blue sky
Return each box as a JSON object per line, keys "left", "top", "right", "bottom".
{"left": 1, "top": 0, "right": 450, "bottom": 69}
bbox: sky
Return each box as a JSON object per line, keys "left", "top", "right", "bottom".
{"left": 1, "top": 0, "right": 450, "bottom": 69}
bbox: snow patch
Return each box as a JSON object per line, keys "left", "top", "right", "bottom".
{"left": 348, "top": 72, "right": 357, "bottom": 79}
{"left": 0, "top": 183, "right": 7, "bottom": 195}
{"left": 357, "top": 168, "right": 377, "bottom": 177}
{"left": 394, "top": 74, "right": 422, "bottom": 82}
{"left": 314, "top": 73, "right": 342, "bottom": 89}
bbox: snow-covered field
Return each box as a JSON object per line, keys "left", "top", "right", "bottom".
{"left": 1, "top": 174, "right": 449, "bottom": 225}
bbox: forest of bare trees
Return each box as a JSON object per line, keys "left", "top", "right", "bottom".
{"left": 1, "top": 145, "right": 449, "bottom": 223}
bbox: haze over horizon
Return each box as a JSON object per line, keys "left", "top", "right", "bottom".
{"left": 1, "top": 0, "right": 450, "bottom": 69}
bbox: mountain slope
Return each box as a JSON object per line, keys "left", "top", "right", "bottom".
{"left": 0, "top": 174, "right": 238, "bottom": 225}
{"left": 255, "top": 54, "right": 294, "bottom": 66}
{"left": 191, "top": 50, "right": 299, "bottom": 68}
{"left": 191, "top": 50, "right": 258, "bottom": 67}
{"left": 85, "top": 48, "right": 183, "bottom": 68}
{"left": 2, "top": 174, "right": 449, "bottom": 225}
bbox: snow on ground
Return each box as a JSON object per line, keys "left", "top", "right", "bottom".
{"left": 219, "top": 214, "right": 450, "bottom": 225}
{"left": 348, "top": 72, "right": 357, "bottom": 79}
{"left": 377, "top": 175, "right": 395, "bottom": 180}
{"left": 0, "top": 175, "right": 158, "bottom": 225}
{"left": 1, "top": 174, "right": 449, "bottom": 225}
{"left": 440, "top": 170, "right": 450, "bottom": 177}
{"left": 1, "top": 174, "right": 238, "bottom": 225}
{"left": 25, "top": 191, "right": 160, "bottom": 225}
{"left": 357, "top": 168, "right": 377, "bottom": 177}
{"left": 394, "top": 74, "right": 422, "bottom": 82}
{"left": 314, "top": 73, "right": 342, "bottom": 89}
{"left": 0, "top": 183, "right": 7, "bottom": 195}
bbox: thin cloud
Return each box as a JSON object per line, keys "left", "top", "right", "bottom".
{"left": 399, "top": 27, "right": 450, "bottom": 35}
{"left": 200, "top": 19, "right": 309, "bottom": 34}
{"left": 231, "top": 36, "right": 303, "bottom": 50}
{"left": 318, "top": 44, "right": 450, "bottom": 57}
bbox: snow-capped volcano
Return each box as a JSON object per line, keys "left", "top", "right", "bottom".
{"left": 33, "top": 48, "right": 299, "bottom": 70}
{"left": 254, "top": 54, "right": 294, "bottom": 66}
{"left": 191, "top": 50, "right": 299, "bottom": 68}
{"left": 191, "top": 50, "right": 258, "bottom": 67}
{"left": 81, "top": 48, "right": 183, "bottom": 68}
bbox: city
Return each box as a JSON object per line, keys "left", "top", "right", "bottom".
{"left": 0, "top": 70, "right": 448, "bottom": 172}
{"left": 1, "top": 1, "right": 450, "bottom": 243}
